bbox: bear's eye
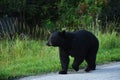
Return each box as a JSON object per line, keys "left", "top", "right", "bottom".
{"left": 51, "top": 37, "right": 55, "bottom": 41}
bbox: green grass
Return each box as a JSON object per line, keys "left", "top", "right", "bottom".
{"left": 0, "top": 31, "right": 120, "bottom": 80}
{"left": 0, "top": 40, "right": 60, "bottom": 79}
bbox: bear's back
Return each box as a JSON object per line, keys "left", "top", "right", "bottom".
{"left": 74, "top": 30, "right": 98, "bottom": 42}
{"left": 71, "top": 30, "right": 99, "bottom": 50}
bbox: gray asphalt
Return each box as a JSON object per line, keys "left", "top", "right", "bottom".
{"left": 19, "top": 62, "right": 120, "bottom": 80}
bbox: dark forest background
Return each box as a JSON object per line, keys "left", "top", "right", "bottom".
{"left": 0, "top": 0, "right": 120, "bottom": 39}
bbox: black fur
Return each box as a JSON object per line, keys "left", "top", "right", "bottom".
{"left": 47, "top": 30, "right": 99, "bottom": 74}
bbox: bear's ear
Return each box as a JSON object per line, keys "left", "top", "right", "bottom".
{"left": 59, "top": 30, "right": 66, "bottom": 37}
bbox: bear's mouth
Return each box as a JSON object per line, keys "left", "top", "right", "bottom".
{"left": 46, "top": 42, "right": 58, "bottom": 47}
{"left": 46, "top": 42, "right": 52, "bottom": 46}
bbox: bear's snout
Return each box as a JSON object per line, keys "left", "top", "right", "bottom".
{"left": 46, "top": 42, "right": 49, "bottom": 46}
{"left": 46, "top": 41, "right": 52, "bottom": 46}
{"left": 46, "top": 42, "right": 50, "bottom": 46}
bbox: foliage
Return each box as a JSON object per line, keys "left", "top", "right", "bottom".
{"left": 97, "top": 31, "right": 120, "bottom": 49}
{"left": 98, "top": 0, "right": 120, "bottom": 31}
{"left": 0, "top": 0, "right": 25, "bottom": 17}
{"left": 0, "top": 0, "right": 103, "bottom": 28}
{"left": 0, "top": 0, "right": 120, "bottom": 34}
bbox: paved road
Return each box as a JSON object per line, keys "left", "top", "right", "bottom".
{"left": 19, "top": 62, "right": 120, "bottom": 80}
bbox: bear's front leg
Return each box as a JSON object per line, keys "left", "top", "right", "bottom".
{"left": 59, "top": 48, "right": 70, "bottom": 74}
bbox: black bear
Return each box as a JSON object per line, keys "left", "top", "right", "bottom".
{"left": 47, "top": 30, "right": 99, "bottom": 74}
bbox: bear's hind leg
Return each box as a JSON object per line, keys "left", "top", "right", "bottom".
{"left": 72, "top": 57, "right": 84, "bottom": 71}
{"left": 85, "top": 54, "right": 96, "bottom": 72}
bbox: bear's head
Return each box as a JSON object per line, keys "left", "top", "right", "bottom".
{"left": 46, "top": 30, "right": 66, "bottom": 47}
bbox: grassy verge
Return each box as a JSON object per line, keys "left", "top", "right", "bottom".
{"left": 0, "top": 31, "right": 120, "bottom": 80}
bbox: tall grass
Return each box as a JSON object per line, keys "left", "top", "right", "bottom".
{"left": 97, "top": 31, "right": 120, "bottom": 49}
{"left": 0, "top": 30, "right": 120, "bottom": 80}
{"left": 0, "top": 39, "right": 60, "bottom": 79}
